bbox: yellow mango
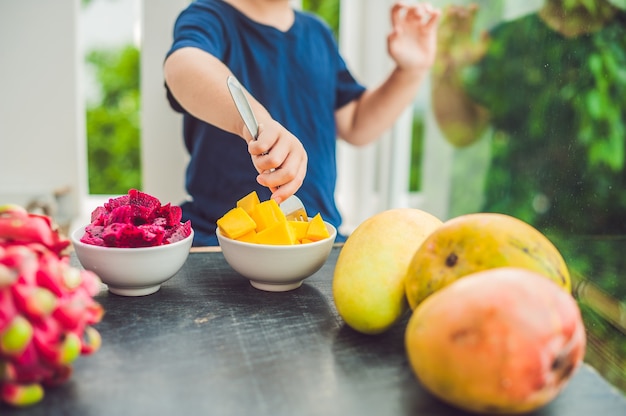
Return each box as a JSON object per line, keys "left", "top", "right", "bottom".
{"left": 255, "top": 221, "right": 296, "bottom": 245}
{"left": 405, "top": 212, "right": 571, "bottom": 310}
{"left": 237, "top": 230, "right": 257, "bottom": 243}
{"left": 216, "top": 207, "right": 256, "bottom": 239}
{"left": 333, "top": 208, "right": 442, "bottom": 335}
{"left": 236, "top": 191, "right": 261, "bottom": 215}
{"left": 304, "top": 213, "right": 329, "bottom": 241}
{"left": 250, "top": 200, "right": 284, "bottom": 231}
{"left": 269, "top": 199, "right": 287, "bottom": 223}
{"left": 288, "top": 220, "right": 309, "bottom": 242}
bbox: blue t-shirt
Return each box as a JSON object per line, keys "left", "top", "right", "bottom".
{"left": 165, "top": 0, "right": 366, "bottom": 246}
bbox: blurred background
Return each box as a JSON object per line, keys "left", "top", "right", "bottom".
{"left": 1, "top": 0, "right": 624, "bottom": 395}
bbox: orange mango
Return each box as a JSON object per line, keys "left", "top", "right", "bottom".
{"left": 216, "top": 207, "right": 256, "bottom": 239}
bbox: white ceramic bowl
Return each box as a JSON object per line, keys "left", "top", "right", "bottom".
{"left": 216, "top": 221, "right": 337, "bottom": 292}
{"left": 71, "top": 226, "right": 194, "bottom": 297}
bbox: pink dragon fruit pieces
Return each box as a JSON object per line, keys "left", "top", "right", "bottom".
{"left": 0, "top": 208, "right": 103, "bottom": 407}
{"left": 128, "top": 188, "right": 161, "bottom": 215}
{"left": 158, "top": 203, "right": 183, "bottom": 226}
{"left": 81, "top": 189, "right": 191, "bottom": 248}
{"left": 164, "top": 221, "right": 193, "bottom": 244}
{"left": 103, "top": 194, "right": 129, "bottom": 211}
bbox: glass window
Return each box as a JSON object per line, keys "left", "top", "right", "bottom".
{"left": 430, "top": 0, "right": 626, "bottom": 392}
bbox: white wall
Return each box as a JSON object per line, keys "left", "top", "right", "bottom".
{"left": 0, "top": 0, "right": 85, "bottom": 230}
{"left": 140, "top": 0, "right": 190, "bottom": 206}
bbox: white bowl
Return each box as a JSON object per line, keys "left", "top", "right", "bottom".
{"left": 216, "top": 221, "right": 336, "bottom": 292}
{"left": 70, "top": 226, "right": 194, "bottom": 297}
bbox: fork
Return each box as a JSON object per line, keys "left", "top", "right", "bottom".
{"left": 226, "top": 75, "right": 308, "bottom": 222}
{"left": 279, "top": 194, "right": 308, "bottom": 222}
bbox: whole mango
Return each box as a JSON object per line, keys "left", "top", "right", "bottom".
{"left": 333, "top": 208, "right": 442, "bottom": 335}
{"left": 405, "top": 267, "right": 586, "bottom": 414}
{"left": 405, "top": 212, "right": 571, "bottom": 309}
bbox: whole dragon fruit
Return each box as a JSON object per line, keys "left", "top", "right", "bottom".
{"left": 0, "top": 204, "right": 103, "bottom": 407}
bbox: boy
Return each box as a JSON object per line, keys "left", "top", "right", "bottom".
{"left": 164, "top": 0, "right": 440, "bottom": 245}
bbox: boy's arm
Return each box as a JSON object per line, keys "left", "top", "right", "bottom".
{"left": 163, "top": 46, "right": 307, "bottom": 203}
{"left": 164, "top": 47, "right": 267, "bottom": 141}
{"left": 336, "top": 3, "right": 440, "bottom": 146}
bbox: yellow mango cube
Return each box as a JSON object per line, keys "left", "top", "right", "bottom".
{"left": 304, "top": 213, "right": 330, "bottom": 242}
{"left": 236, "top": 191, "right": 260, "bottom": 215}
{"left": 236, "top": 230, "right": 257, "bottom": 243}
{"left": 288, "top": 220, "right": 309, "bottom": 242}
{"left": 250, "top": 199, "right": 285, "bottom": 231}
{"left": 269, "top": 198, "right": 287, "bottom": 223}
{"left": 217, "top": 207, "right": 256, "bottom": 239}
{"left": 255, "top": 221, "right": 296, "bottom": 245}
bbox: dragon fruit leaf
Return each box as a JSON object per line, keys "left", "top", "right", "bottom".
{"left": 79, "top": 270, "right": 102, "bottom": 297}
{"left": 0, "top": 316, "right": 33, "bottom": 356}
{"left": 11, "top": 285, "right": 57, "bottom": 320}
{"left": 35, "top": 268, "right": 64, "bottom": 298}
{"left": 0, "top": 204, "right": 29, "bottom": 217}
{"left": 0, "top": 288, "right": 18, "bottom": 331}
{"left": 52, "top": 298, "right": 83, "bottom": 330}
{"left": 0, "top": 382, "right": 44, "bottom": 407}
{"left": 0, "top": 212, "right": 70, "bottom": 255}
{"left": 0, "top": 361, "right": 17, "bottom": 381}
{"left": 0, "top": 263, "right": 18, "bottom": 288}
{"left": 61, "top": 267, "right": 82, "bottom": 292}
{"left": 81, "top": 326, "right": 102, "bottom": 355}
{"left": 31, "top": 317, "right": 67, "bottom": 365}
{"left": 58, "top": 332, "right": 81, "bottom": 365}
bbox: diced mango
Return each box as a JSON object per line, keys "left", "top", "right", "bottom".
{"left": 288, "top": 220, "right": 309, "bottom": 242}
{"left": 269, "top": 198, "right": 287, "bottom": 223}
{"left": 304, "top": 213, "right": 330, "bottom": 242}
{"left": 237, "top": 230, "right": 257, "bottom": 243}
{"left": 236, "top": 191, "right": 260, "bottom": 215}
{"left": 255, "top": 221, "right": 296, "bottom": 245}
{"left": 250, "top": 199, "right": 285, "bottom": 231}
{"left": 217, "top": 192, "right": 331, "bottom": 245}
{"left": 216, "top": 207, "right": 257, "bottom": 240}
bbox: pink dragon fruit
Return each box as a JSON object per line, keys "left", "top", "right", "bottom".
{"left": 0, "top": 204, "right": 103, "bottom": 407}
{"left": 81, "top": 189, "right": 192, "bottom": 248}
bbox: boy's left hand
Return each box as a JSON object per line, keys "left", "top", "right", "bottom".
{"left": 388, "top": 2, "right": 441, "bottom": 71}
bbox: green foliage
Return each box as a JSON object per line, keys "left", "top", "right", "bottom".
{"left": 85, "top": 45, "right": 141, "bottom": 195}
{"left": 302, "top": 0, "right": 340, "bottom": 36}
{"left": 409, "top": 118, "right": 424, "bottom": 192}
{"left": 608, "top": 0, "right": 626, "bottom": 9}
{"left": 576, "top": 30, "right": 626, "bottom": 171}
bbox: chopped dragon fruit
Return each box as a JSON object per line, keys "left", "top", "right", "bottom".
{"left": 81, "top": 189, "right": 192, "bottom": 248}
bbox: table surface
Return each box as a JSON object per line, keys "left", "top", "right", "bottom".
{"left": 2, "top": 246, "right": 626, "bottom": 416}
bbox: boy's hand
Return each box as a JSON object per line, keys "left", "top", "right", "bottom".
{"left": 245, "top": 120, "right": 307, "bottom": 204}
{"left": 388, "top": 2, "right": 441, "bottom": 71}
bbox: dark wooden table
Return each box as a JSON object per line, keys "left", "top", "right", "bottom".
{"left": 3, "top": 246, "right": 625, "bottom": 416}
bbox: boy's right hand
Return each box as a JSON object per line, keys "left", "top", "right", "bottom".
{"left": 244, "top": 120, "right": 308, "bottom": 204}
